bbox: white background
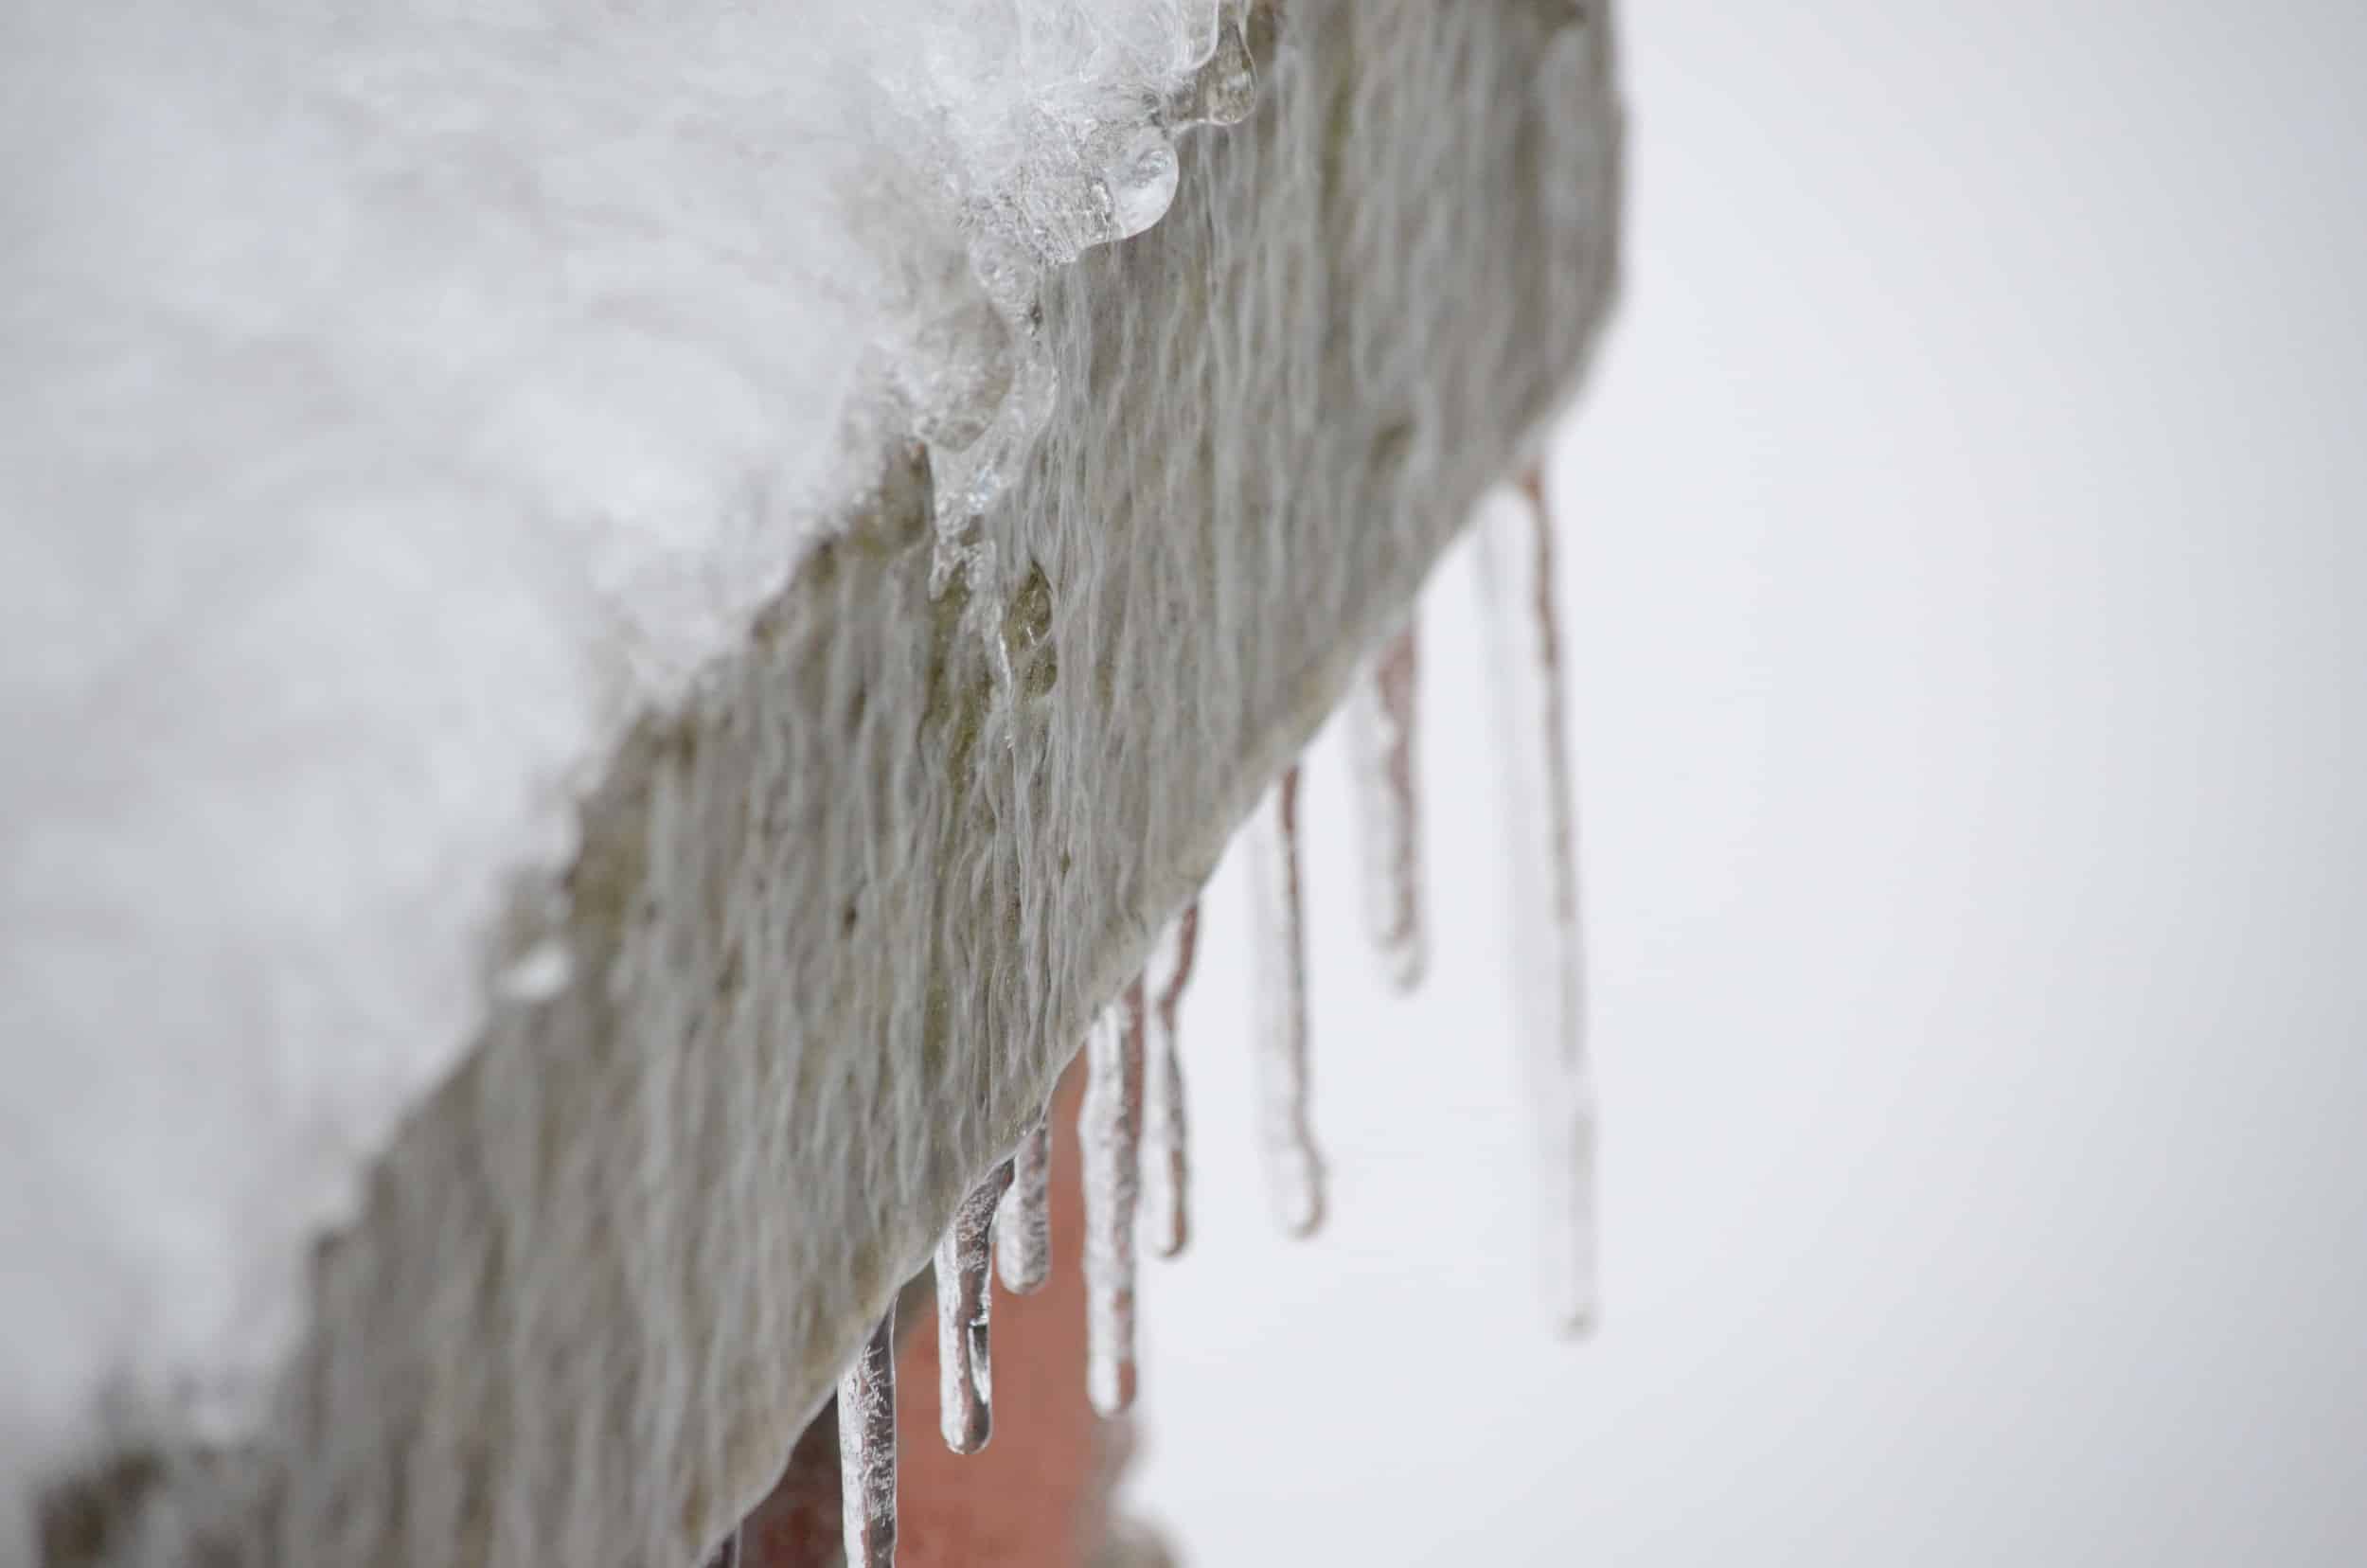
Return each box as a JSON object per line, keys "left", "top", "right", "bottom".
{"left": 1132, "top": 2, "right": 2367, "bottom": 1561}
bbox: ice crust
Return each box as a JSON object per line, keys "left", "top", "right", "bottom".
{"left": 0, "top": 0, "right": 1259, "bottom": 1503}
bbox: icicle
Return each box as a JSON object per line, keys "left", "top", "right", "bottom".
{"left": 704, "top": 1526, "right": 741, "bottom": 1568}
{"left": 995, "top": 1109, "right": 1053, "bottom": 1294}
{"left": 1251, "top": 765, "right": 1326, "bottom": 1237}
{"left": 1349, "top": 616, "right": 1427, "bottom": 990}
{"left": 1143, "top": 900, "right": 1201, "bottom": 1258}
{"left": 935, "top": 1158, "right": 1016, "bottom": 1454}
{"left": 1479, "top": 469, "right": 1598, "bottom": 1336}
{"left": 1079, "top": 981, "right": 1147, "bottom": 1415}
{"left": 838, "top": 1306, "right": 899, "bottom": 1568}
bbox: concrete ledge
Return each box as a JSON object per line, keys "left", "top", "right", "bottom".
{"left": 45, "top": 4, "right": 1621, "bottom": 1562}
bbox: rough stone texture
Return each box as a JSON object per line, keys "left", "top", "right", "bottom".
{"left": 39, "top": 3, "right": 1621, "bottom": 1563}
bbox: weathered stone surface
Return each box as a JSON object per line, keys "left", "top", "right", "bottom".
{"left": 44, "top": 4, "right": 1621, "bottom": 1563}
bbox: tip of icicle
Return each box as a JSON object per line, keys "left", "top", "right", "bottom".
{"left": 1554, "top": 1302, "right": 1601, "bottom": 1342}
{"left": 1382, "top": 937, "right": 1428, "bottom": 994}
{"left": 942, "top": 1408, "right": 993, "bottom": 1455}
{"left": 1088, "top": 1361, "right": 1138, "bottom": 1418}
{"left": 1281, "top": 1192, "right": 1326, "bottom": 1240}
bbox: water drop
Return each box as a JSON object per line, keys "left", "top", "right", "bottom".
{"left": 1251, "top": 764, "right": 1325, "bottom": 1237}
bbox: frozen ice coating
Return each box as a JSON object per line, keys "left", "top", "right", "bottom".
{"left": 1482, "top": 473, "right": 1601, "bottom": 1335}
{"left": 935, "top": 1157, "right": 1017, "bottom": 1455}
{"left": 839, "top": 1307, "right": 900, "bottom": 1568}
{"left": 1251, "top": 766, "right": 1327, "bottom": 1238}
{"left": 1144, "top": 900, "right": 1203, "bottom": 1259}
{"left": 1080, "top": 982, "right": 1149, "bottom": 1416}
{"left": 1350, "top": 617, "right": 1428, "bottom": 990}
{"left": 996, "top": 1108, "right": 1056, "bottom": 1295}
{"left": 0, "top": 0, "right": 1272, "bottom": 1504}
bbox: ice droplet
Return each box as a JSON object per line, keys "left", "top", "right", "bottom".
{"left": 933, "top": 325, "right": 1058, "bottom": 542}
{"left": 898, "top": 295, "right": 1016, "bottom": 454}
{"left": 1171, "top": 21, "right": 1257, "bottom": 127}
{"left": 995, "top": 1108, "right": 1053, "bottom": 1294}
{"left": 1080, "top": 980, "right": 1147, "bottom": 1415}
{"left": 1350, "top": 617, "right": 1426, "bottom": 990}
{"left": 935, "top": 1157, "right": 1016, "bottom": 1454}
{"left": 1251, "top": 765, "right": 1326, "bottom": 1237}
{"left": 839, "top": 1306, "right": 899, "bottom": 1568}
{"left": 1144, "top": 900, "right": 1201, "bottom": 1258}
{"left": 1103, "top": 126, "right": 1180, "bottom": 240}
{"left": 1480, "top": 470, "right": 1599, "bottom": 1336}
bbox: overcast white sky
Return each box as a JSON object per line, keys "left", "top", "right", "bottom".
{"left": 1131, "top": 3, "right": 2367, "bottom": 1561}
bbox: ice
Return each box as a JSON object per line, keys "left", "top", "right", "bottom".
{"left": 1079, "top": 980, "right": 1148, "bottom": 1416}
{"left": 1349, "top": 617, "right": 1428, "bottom": 990}
{"left": 0, "top": 0, "right": 1256, "bottom": 1489}
{"left": 1479, "top": 471, "right": 1599, "bottom": 1335}
{"left": 1144, "top": 900, "right": 1203, "bottom": 1259}
{"left": 1169, "top": 20, "right": 1259, "bottom": 129}
{"left": 1104, "top": 127, "right": 1184, "bottom": 240}
{"left": 996, "top": 1108, "right": 1055, "bottom": 1295}
{"left": 839, "top": 1306, "right": 900, "bottom": 1568}
{"left": 935, "top": 1157, "right": 1017, "bottom": 1454}
{"left": 1250, "top": 765, "right": 1326, "bottom": 1238}
{"left": 704, "top": 1525, "right": 741, "bottom": 1568}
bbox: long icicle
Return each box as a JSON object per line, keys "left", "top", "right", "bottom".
{"left": 936, "top": 1157, "right": 1017, "bottom": 1453}
{"left": 1485, "top": 468, "right": 1598, "bottom": 1335}
{"left": 1143, "top": 900, "right": 1201, "bottom": 1258}
{"left": 838, "top": 1304, "right": 899, "bottom": 1567}
{"left": 1080, "top": 980, "right": 1147, "bottom": 1415}
{"left": 1251, "top": 764, "right": 1326, "bottom": 1237}
{"left": 994, "top": 1109, "right": 1052, "bottom": 1294}
{"left": 1351, "top": 615, "right": 1427, "bottom": 990}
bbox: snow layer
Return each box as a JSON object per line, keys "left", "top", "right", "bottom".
{"left": 0, "top": 0, "right": 1255, "bottom": 1504}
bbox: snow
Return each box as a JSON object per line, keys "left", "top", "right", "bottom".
{"left": 0, "top": 0, "right": 1253, "bottom": 1505}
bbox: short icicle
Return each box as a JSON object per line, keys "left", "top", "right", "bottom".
{"left": 838, "top": 1305, "right": 899, "bottom": 1568}
{"left": 936, "top": 1157, "right": 1017, "bottom": 1454}
{"left": 1251, "top": 764, "right": 1326, "bottom": 1237}
{"left": 1143, "top": 900, "right": 1202, "bottom": 1258}
{"left": 995, "top": 1109, "right": 1053, "bottom": 1294}
{"left": 1350, "top": 615, "right": 1427, "bottom": 989}
{"left": 1079, "top": 981, "right": 1148, "bottom": 1415}
{"left": 1480, "top": 469, "right": 1599, "bottom": 1336}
